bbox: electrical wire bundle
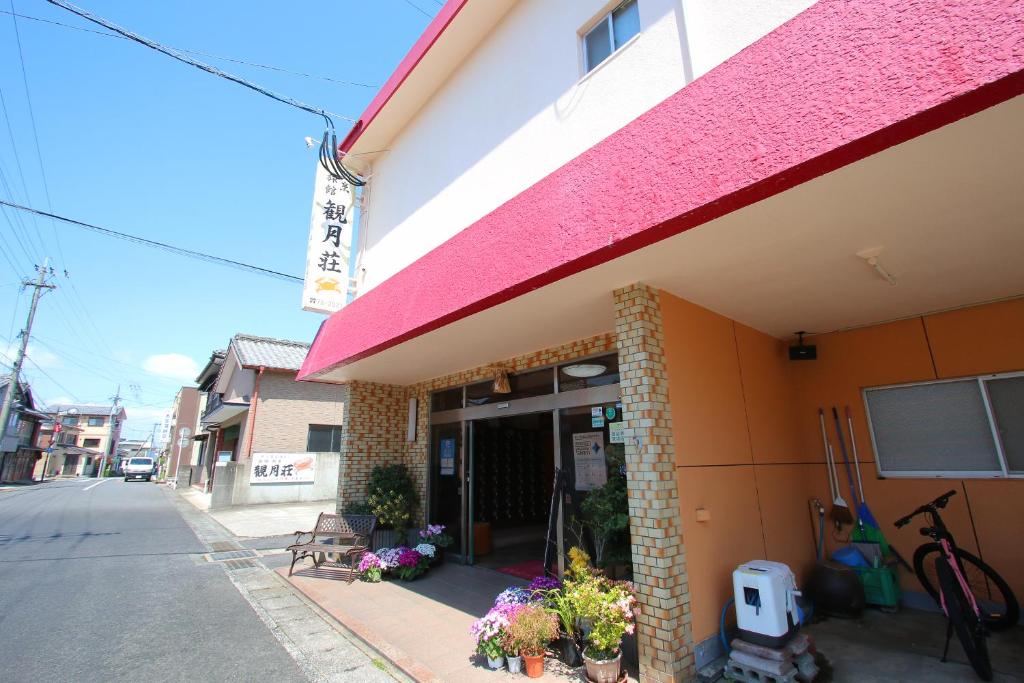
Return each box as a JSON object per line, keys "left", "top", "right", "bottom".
{"left": 318, "top": 120, "right": 365, "bottom": 187}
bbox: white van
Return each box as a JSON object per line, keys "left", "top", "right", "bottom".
{"left": 124, "top": 457, "right": 155, "bottom": 482}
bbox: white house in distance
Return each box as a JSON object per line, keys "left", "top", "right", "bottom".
{"left": 299, "top": 1, "right": 1024, "bottom": 681}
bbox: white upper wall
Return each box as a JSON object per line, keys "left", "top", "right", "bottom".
{"left": 355, "top": 0, "right": 816, "bottom": 293}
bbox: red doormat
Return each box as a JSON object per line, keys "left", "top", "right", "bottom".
{"left": 496, "top": 559, "right": 545, "bottom": 581}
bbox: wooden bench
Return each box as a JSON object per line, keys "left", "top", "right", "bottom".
{"left": 286, "top": 513, "right": 376, "bottom": 582}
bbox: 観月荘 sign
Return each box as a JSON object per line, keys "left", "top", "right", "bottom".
{"left": 250, "top": 453, "right": 317, "bottom": 485}
{"left": 302, "top": 162, "right": 355, "bottom": 314}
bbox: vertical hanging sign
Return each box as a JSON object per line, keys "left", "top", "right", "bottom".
{"left": 302, "top": 162, "right": 355, "bottom": 314}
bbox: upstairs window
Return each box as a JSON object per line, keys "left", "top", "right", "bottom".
{"left": 83, "top": 438, "right": 101, "bottom": 448}
{"left": 88, "top": 416, "right": 105, "bottom": 427}
{"left": 583, "top": 0, "right": 640, "bottom": 74}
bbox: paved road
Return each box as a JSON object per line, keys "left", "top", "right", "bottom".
{"left": 0, "top": 478, "right": 308, "bottom": 683}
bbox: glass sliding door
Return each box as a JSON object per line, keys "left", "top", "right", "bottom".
{"left": 558, "top": 401, "right": 632, "bottom": 577}
{"left": 429, "top": 422, "right": 463, "bottom": 561}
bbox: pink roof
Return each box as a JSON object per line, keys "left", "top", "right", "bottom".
{"left": 302, "top": 0, "right": 1024, "bottom": 380}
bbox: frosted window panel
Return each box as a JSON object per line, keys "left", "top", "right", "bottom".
{"left": 866, "top": 380, "right": 1000, "bottom": 473}
{"left": 986, "top": 375, "right": 1024, "bottom": 473}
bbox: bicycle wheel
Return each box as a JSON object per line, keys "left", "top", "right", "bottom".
{"left": 936, "top": 556, "right": 992, "bottom": 680}
{"left": 914, "top": 544, "right": 1019, "bottom": 631}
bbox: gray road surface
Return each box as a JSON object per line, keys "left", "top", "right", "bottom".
{"left": 0, "top": 478, "right": 308, "bottom": 683}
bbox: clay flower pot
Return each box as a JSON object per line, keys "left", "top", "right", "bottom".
{"left": 523, "top": 653, "right": 545, "bottom": 678}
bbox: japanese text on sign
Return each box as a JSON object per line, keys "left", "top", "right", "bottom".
{"left": 250, "top": 453, "right": 317, "bottom": 485}
{"left": 302, "top": 162, "right": 355, "bottom": 314}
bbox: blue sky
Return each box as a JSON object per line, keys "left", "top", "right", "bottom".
{"left": 0, "top": 0, "right": 438, "bottom": 440}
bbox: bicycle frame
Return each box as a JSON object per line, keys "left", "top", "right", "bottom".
{"left": 937, "top": 535, "right": 983, "bottom": 621}
{"left": 896, "top": 490, "right": 984, "bottom": 621}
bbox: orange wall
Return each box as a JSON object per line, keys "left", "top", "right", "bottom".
{"left": 660, "top": 292, "right": 1024, "bottom": 644}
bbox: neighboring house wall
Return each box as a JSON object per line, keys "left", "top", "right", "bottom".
{"left": 355, "top": 0, "right": 815, "bottom": 293}
{"left": 248, "top": 371, "right": 345, "bottom": 454}
{"left": 209, "top": 371, "right": 344, "bottom": 508}
{"left": 659, "top": 292, "right": 1024, "bottom": 645}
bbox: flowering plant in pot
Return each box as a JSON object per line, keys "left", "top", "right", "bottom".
{"left": 394, "top": 547, "right": 430, "bottom": 581}
{"left": 357, "top": 552, "right": 384, "bottom": 582}
{"left": 470, "top": 609, "right": 510, "bottom": 670}
{"left": 507, "top": 604, "right": 559, "bottom": 678}
{"left": 418, "top": 524, "right": 453, "bottom": 564}
{"left": 581, "top": 581, "right": 637, "bottom": 683}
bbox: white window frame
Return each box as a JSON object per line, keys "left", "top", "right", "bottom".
{"left": 862, "top": 370, "right": 1023, "bottom": 479}
{"left": 581, "top": 0, "right": 641, "bottom": 75}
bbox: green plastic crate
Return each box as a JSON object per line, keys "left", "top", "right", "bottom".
{"left": 855, "top": 563, "right": 901, "bottom": 608}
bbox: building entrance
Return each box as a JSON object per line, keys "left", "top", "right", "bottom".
{"left": 427, "top": 352, "right": 627, "bottom": 578}
{"left": 469, "top": 412, "right": 554, "bottom": 577}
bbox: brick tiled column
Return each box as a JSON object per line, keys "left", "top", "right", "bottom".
{"left": 337, "top": 381, "right": 410, "bottom": 513}
{"left": 614, "top": 284, "right": 693, "bottom": 683}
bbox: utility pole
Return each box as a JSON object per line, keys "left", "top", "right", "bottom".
{"left": 0, "top": 262, "right": 55, "bottom": 481}
{"left": 98, "top": 385, "right": 121, "bottom": 478}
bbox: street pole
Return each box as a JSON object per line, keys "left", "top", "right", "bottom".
{"left": 98, "top": 385, "right": 121, "bottom": 478}
{"left": 0, "top": 261, "right": 55, "bottom": 481}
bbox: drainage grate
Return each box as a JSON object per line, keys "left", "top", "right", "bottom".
{"left": 210, "top": 541, "right": 242, "bottom": 552}
{"left": 209, "top": 549, "right": 258, "bottom": 561}
{"left": 223, "top": 558, "right": 260, "bottom": 571}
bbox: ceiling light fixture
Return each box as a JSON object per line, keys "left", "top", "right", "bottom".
{"left": 562, "top": 363, "right": 607, "bottom": 378}
{"left": 856, "top": 247, "right": 897, "bottom": 286}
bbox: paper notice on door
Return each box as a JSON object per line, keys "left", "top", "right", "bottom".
{"left": 609, "top": 421, "right": 625, "bottom": 444}
{"left": 573, "top": 432, "right": 607, "bottom": 491}
{"left": 439, "top": 438, "right": 456, "bottom": 476}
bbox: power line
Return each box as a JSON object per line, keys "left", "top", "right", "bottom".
{"left": 9, "top": 2, "right": 67, "bottom": 267}
{"left": 43, "top": 0, "right": 354, "bottom": 125}
{"left": 0, "top": 9, "right": 378, "bottom": 90}
{"left": 0, "top": 200, "right": 303, "bottom": 283}
{"left": 0, "top": 85, "right": 49, "bottom": 260}
{"left": 400, "top": 0, "right": 434, "bottom": 19}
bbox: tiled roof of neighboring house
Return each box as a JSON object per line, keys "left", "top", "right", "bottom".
{"left": 231, "top": 334, "right": 310, "bottom": 372}
{"left": 46, "top": 403, "right": 127, "bottom": 418}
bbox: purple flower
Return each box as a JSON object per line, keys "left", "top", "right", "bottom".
{"left": 358, "top": 552, "right": 383, "bottom": 572}
{"left": 528, "top": 576, "right": 562, "bottom": 593}
{"left": 398, "top": 547, "right": 422, "bottom": 568}
{"left": 376, "top": 548, "right": 402, "bottom": 569}
{"left": 494, "top": 587, "right": 530, "bottom": 607}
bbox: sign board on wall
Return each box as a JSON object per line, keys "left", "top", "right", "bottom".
{"left": 572, "top": 432, "right": 607, "bottom": 491}
{"left": 250, "top": 453, "right": 317, "bottom": 484}
{"left": 302, "top": 162, "right": 355, "bottom": 314}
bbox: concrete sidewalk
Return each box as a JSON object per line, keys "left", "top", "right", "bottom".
{"left": 176, "top": 485, "right": 333, "bottom": 538}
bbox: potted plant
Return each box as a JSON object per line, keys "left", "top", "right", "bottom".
{"left": 365, "top": 464, "right": 418, "bottom": 549}
{"left": 544, "top": 582, "right": 582, "bottom": 667}
{"left": 502, "top": 632, "right": 524, "bottom": 675}
{"left": 507, "top": 604, "right": 559, "bottom": 679}
{"left": 394, "top": 547, "right": 430, "bottom": 581}
{"left": 357, "top": 551, "right": 384, "bottom": 582}
{"left": 418, "top": 523, "right": 453, "bottom": 565}
{"left": 470, "top": 610, "right": 510, "bottom": 670}
{"left": 581, "top": 582, "right": 637, "bottom": 683}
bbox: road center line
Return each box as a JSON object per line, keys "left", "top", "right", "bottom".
{"left": 82, "top": 479, "right": 113, "bottom": 492}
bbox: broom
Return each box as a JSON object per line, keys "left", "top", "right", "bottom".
{"left": 818, "top": 408, "right": 853, "bottom": 524}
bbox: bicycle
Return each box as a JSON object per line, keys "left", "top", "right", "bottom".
{"left": 895, "top": 489, "right": 1019, "bottom": 681}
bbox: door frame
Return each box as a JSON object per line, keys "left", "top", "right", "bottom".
{"left": 430, "top": 383, "right": 620, "bottom": 568}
